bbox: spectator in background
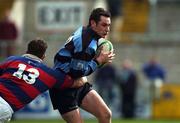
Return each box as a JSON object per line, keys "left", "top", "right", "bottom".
{"left": 94, "top": 64, "right": 116, "bottom": 105}
{"left": 142, "top": 56, "right": 166, "bottom": 82}
{"left": 116, "top": 59, "right": 137, "bottom": 118}
{"left": 142, "top": 56, "right": 166, "bottom": 99}
{"left": 0, "top": 9, "right": 18, "bottom": 58}
{"left": 106, "top": 0, "right": 123, "bottom": 42}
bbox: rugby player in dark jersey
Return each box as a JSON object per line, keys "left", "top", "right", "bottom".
{"left": 49, "top": 8, "right": 115, "bottom": 123}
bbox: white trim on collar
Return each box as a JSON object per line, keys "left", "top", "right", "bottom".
{"left": 22, "top": 54, "right": 43, "bottom": 63}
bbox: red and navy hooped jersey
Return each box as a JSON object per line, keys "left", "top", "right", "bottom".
{"left": 0, "top": 56, "right": 73, "bottom": 111}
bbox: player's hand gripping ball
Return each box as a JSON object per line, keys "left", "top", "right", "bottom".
{"left": 96, "top": 38, "right": 114, "bottom": 67}
{"left": 97, "top": 38, "right": 113, "bottom": 53}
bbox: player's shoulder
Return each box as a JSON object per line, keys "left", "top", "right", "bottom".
{"left": 73, "top": 26, "right": 83, "bottom": 40}
{"left": 74, "top": 26, "right": 83, "bottom": 35}
{"left": 6, "top": 55, "right": 22, "bottom": 61}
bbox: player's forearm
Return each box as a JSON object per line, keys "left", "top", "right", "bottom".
{"left": 69, "top": 59, "right": 98, "bottom": 78}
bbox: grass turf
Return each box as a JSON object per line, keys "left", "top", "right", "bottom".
{"left": 10, "top": 119, "right": 180, "bottom": 123}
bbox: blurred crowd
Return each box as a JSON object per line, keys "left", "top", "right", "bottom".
{"left": 94, "top": 57, "right": 166, "bottom": 118}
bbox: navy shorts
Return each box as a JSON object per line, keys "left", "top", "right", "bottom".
{"left": 49, "top": 82, "right": 92, "bottom": 114}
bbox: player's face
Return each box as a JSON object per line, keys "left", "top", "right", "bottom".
{"left": 92, "top": 16, "right": 111, "bottom": 38}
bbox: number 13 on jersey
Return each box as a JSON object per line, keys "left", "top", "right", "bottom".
{"left": 13, "top": 63, "right": 40, "bottom": 84}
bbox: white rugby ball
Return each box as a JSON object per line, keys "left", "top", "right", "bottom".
{"left": 97, "top": 38, "right": 113, "bottom": 54}
{"left": 96, "top": 38, "right": 114, "bottom": 67}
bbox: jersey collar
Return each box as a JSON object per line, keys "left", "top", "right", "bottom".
{"left": 87, "top": 26, "right": 101, "bottom": 40}
{"left": 22, "top": 54, "right": 43, "bottom": 63}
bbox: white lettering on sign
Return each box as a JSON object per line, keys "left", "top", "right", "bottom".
{"left": 36, "top": 1, "right": 86, "bottom": 31}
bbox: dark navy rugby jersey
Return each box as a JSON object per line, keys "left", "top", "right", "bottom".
{"left": 54, "top": 26, "right": 101, "bottom": 79}
{"left": 0, "top": 55, "right": 73, "bottom": 111}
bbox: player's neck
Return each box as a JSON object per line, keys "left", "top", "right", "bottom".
{"left": 22, "top": 54, "right": 43, "bottom": 63}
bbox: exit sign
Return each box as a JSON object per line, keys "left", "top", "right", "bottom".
{"left": 35, "top": 1, "right": 86, "bottom": 31}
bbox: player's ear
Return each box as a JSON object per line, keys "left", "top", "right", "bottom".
{"left": 90, "top": 20, "right": 96, "bottom": 27}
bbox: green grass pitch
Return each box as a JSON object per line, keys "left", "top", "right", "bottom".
{"left": 10, "top": 119, "right": 180, "bottom": 123}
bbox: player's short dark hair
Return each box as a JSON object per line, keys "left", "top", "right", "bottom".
{"left": 88, "top": 8, "right": 111, "bottom": 26}
{"left": 26, "top": 38, "right": 47, "bottom": 58}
